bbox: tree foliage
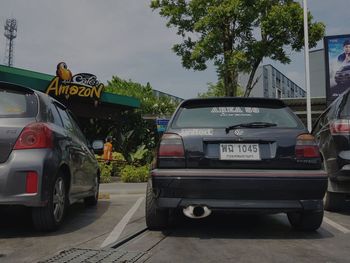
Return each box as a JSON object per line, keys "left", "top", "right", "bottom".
{"left": 79, "top": 76, "right": 179, "bottom": 164}
{"left": 106, "top": 76, "right": 177, "bottom": 116}
{"left": 151, "top": 0, "right": 325, "bottom": 97}
{"left": 198, "top": 79, "right": 244, "bottom": 98}
{"left": 104, "top": 76, "right": 178, "bottom": 162}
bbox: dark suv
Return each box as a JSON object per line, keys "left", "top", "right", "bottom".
{"left": 0, "top": 82, "right": 100, "bottom": 231}
{"left": 146, "top": 97, "right": 327, "bottom": 231}
{"left": 313, "top": 89, "right": 350, "bottom": 211}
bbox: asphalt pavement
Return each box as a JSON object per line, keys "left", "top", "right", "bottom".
{"left": 2, "top": 182, "right": 350, "bottom": 263}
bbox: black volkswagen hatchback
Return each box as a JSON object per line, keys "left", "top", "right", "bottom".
{"left": 146, "top": 97, "right": 327, "bottom": 231}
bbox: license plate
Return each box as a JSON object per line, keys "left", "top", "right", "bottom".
{"left": 220, "top": 143, "right": 260, "bottom": 160}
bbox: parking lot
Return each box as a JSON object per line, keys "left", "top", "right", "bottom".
{"left": 1, "top": 182, "right": 350, "bottom": 263}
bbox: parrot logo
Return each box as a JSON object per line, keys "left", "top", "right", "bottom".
{"left": 56, "top": 62, "right": 72, "bottom": 82}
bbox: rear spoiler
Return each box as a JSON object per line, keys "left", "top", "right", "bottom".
{"left": 180, "top": 97, "right": 286, "bottom": 109}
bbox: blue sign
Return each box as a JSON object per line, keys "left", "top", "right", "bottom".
{"left": 156, "top": 119, "right": 169, "bottom": 132}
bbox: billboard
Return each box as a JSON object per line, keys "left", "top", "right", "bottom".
{"left": 324, "top": 34, "right": 350, "bottom": 104}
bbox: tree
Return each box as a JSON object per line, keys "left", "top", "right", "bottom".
{"left": 242, "top": 1, "right": 325, "bottom": 97}
{"left": 78, "top": 76, "right": 179, "bottom": 166}
{"left": 106, "top": 76, "right": 177, "bottom": 116}
{"left": 198, "top": 79, "right": 244, "bottom": 98}
{"left": 103, "top": 76, "right": 179, "bottom": 162}
{"left": 151, "top": 0, "right": 325, "bottom": 97}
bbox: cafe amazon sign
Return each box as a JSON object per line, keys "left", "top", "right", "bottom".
{"left": 46, "top": 62, "right": 104, "bottom": 100}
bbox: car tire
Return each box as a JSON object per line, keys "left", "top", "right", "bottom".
{"left": 324, "top": 191, "right": 345, "bottom": 212}
{"left": 145, "top": 180, "right": 169, "bottom": 230}
{"left": 32, "top": 172, "right": 68, "bottom": 231}
{"left": 84, "top": 175, "right": 99, "bottom": 206}
{"left": 287, "top": 210, "right": 324, "bottom": 231}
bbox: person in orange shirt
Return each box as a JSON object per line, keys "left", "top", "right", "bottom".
{"left": 103, "top": 136, "right": 113, "bottom": 164}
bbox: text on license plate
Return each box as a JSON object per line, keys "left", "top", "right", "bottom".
{"left": 220, "top": 143, "right": 260, "bottom": 160}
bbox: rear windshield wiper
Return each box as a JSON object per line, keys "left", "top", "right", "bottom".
{"left": 225, "top": 122, "right": 277, "bottom": 134}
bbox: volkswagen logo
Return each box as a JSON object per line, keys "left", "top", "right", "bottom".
{"left": 234, "top": 129, "right": 244, "bottom": 136}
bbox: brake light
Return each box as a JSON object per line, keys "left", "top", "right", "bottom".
{"left": 14, "top": 123, "right": 53, "bottom": 150}
{"left": 26, "top": 171, "right": 38, "bottom": 194}
{"left": 330, "top": 119, "right": 350, "bottom": 135}
{"left": 295, "top": 134, "right": 320, "bottom": 158}
{"left": 158, "top": 133, "right": 184, "bottom": 157}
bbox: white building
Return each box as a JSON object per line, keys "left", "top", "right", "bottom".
{"left": 239, "top": 64, "right": 306, "bottom": 99}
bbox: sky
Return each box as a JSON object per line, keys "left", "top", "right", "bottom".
{"left": 0, "top": 0, "right": 348, "bottom": 99}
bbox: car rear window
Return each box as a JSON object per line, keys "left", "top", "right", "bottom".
{"left": 0, "top": 89, "right": 38, "bottom": 118}
{"left": 172, "top": 105, "right": 302, "bottom": 129}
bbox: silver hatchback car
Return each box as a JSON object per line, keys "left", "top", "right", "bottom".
{"left": 0, "top": 82, "right": 100, "bottom": 231}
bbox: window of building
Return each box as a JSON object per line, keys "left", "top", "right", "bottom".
{"left": 276, "top": 78, "right": 281, "bottom": 88}
{"left": 276, "top": 72, "right": 281, "bottom": 80}
{"left": 277, "top": 89, "right": 282, "bottom": 98}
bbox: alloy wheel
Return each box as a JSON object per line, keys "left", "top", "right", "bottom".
{"left": 53, "top": 177, "right": 65, "bottom": 222}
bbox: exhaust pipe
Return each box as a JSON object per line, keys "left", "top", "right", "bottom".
{"left": 183, "top": 205, "right": 212, "bottom": 219}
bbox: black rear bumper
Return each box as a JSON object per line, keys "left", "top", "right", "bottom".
{"left": 151, "top": 169, "right": 327, "bottom": 212}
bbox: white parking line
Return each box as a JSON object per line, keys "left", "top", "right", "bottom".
{"left": 323, "top": 216, "right": 350, "bottom": 234}
{"left": 100, "top": 197, "right": 145, "bottom": 248}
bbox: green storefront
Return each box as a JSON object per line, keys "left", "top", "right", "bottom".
{"left": 0, "top": 64, "right": 140, "bottom": 140}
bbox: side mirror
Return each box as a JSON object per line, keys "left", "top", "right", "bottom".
{"left": 92, "top": 140, "right": 104, "bottom": 155}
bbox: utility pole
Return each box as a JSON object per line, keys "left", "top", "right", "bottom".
{"left": 4, "top": 18, "right": 17, "bottom": 67}
{"left": 303, "top": 0, "right": 312, "bottom": 132}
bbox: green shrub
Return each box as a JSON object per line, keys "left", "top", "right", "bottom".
{"left": 129, "top": 144, "right": 149, "bottom": 166}
{"left": 112, "top": 152, "right": 125, "bottom": 161}
{"left": 111, "top": 152, "right": 126, "bottom": 177}
{"left": 95, "top": 152, "right": 126, "bottom": 178}
{"left": 99, "top": 162, "right": 112, "bottom": 183}
{"left": 120, "top": 164, "right": 150, "bottom": 183}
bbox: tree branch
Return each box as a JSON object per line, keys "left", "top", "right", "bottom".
{"left": 244, "top": 59, "right": 261, "bottom": 97}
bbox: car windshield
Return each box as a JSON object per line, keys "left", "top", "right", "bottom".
{"left": 0, "top": 89, "right": 38, "bottom": 118}
{"left": 172, "top": 105, "right": 302, "bottom": 129}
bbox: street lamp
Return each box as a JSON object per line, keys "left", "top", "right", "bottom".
{"left": 303, "top": 0, "right": 312, "bottom": 132}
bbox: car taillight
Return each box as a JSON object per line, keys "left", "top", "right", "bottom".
{"left": 158, "top": 133, "right": 184, "bottom": 157}
{"left": 295, "top": 134, "right": 320, "bottom": 158}
{"left": 26, "top": 171, "right": 38, "bottom": 194}
{"left": 330, "top": 119, "right": 350, "bottom": 135}
{"left": 14, "top": 123, "right": 53, "bottom": 150}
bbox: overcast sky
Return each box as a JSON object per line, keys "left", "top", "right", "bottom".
{"left": 0, "top": 0, "right": 348, "bottom": 99}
